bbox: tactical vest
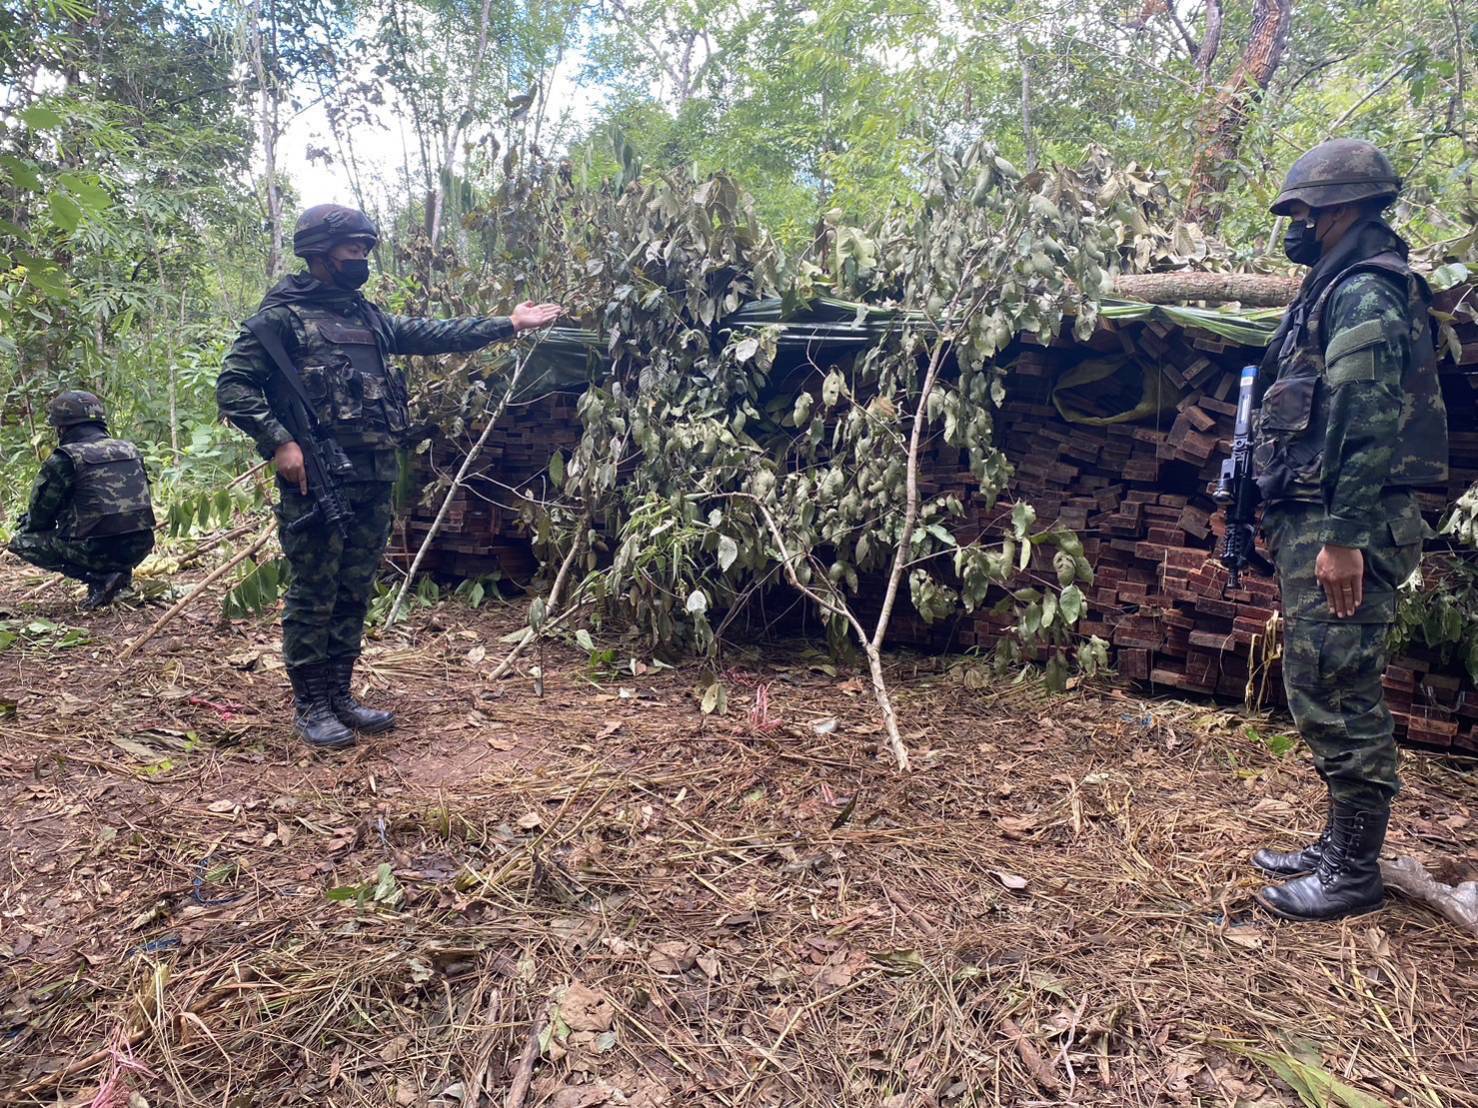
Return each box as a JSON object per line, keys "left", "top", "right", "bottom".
{"left": 283, "top": 303, "right": 409, "bottom": 451}
{"left": 1254, "top": 251, "right": 1448, "bottom": 504}
{"left": 54, "top": 439, "right": 156, "bottom": 539}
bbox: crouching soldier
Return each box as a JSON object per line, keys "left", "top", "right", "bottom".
{"left": 217, "top": 204, "right": 561, "bottom": 750}
{"left": 8, "top": 390, "right": 155, "bottom": 608}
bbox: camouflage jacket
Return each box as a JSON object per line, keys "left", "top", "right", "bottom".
{"left": 22, "top": 427, "right": 155, "bottom": 539}
{"left": 217, "top": 274, "right": 515, "bottom": 472}
{"left": 1255, "top": 248, "right": 1448, "bottom": 548}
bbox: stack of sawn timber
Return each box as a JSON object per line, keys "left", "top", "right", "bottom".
{"left": 904, "top": 285, "right": 1478, "bottom": 754}
{"left": 393, "top": 288, "right": 1478, "bottom": 753}
{"left": 388, "top": 392, "right": 584, "bottom": 584}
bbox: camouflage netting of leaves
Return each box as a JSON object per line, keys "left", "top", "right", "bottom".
{"left": 379, "top": 143, "right": 1141, "bottom": 687}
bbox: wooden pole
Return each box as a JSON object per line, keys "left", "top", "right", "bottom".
{"left": 116, "top": 530, "right": 272, "bottom": 664}
{"left": 487, "top": 532, "right": 587, "bottom": 682}
{"left": 176, "top": 518, "right": 263, "bottom": 571}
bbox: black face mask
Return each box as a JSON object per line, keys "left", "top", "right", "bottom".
{"left": 1282, "top": 218, "right": 1322, "bottom": 266}
{"left": 330, "top": 257, "right": 371, "bottom": 290}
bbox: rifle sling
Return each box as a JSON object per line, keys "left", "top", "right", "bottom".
{"left": 242, "top": 313, "right": 328, "bottom": 434}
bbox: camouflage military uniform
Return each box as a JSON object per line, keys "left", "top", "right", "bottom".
{"left": 216, "top": 275, "right": 513, "bottom": 671}
{"left": 1259, "top": 267, "right": 1442, "bottom": 809}
{"left": 1247, "top": 139, "right": 1450, "bottom": 922}
{"left": 1257, "top": 261, "right": 1447, "bottom": 809}
{"left": 9, "top": 426, "right": 155, "bottom": 584}
{"left": 220, "top": 202, "right": 550, "bottom": 750}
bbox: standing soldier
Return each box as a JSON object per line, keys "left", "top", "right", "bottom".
{"left": 1249, "top": 140, "right": 1448, "bottom": 921}
{"left": 217, "top": 205, "right": 560, "bottom": 750}
{"left": 8, "top": 390, "right": 155, "bottom": 608}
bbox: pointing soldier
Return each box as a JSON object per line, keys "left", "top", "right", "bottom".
{"left": 8, "top": 390, "right": 155, "bottom": 608}
{"left": 1249, "top": 140, "right": 1448, "bottom": 921}
{"left": 217, "top": 204, "right": 560, "bottom": 750}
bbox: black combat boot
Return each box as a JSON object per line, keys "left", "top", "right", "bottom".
{"left": 81, "top": 575, "right": 110, "bottom": 609}
{"left": 328, "top": 655, "right": 395, "bottom": 733}
{"left": 1255, "top": 803, "right": 1389, "bottom": 922}
{"left": 287, "top": 664, "right": 355, "bottom": 749}
{"left": 99, "top": 568, "right": 131, "bottom": 605}
{"left": 1252, "top": 797, "right": 1333, "bottom": 877}
{"left": 81, "top": 569, "right": 132, "bottom": 609}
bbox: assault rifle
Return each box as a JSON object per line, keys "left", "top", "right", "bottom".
{"left": 1213, "top": 364, "right": 1274, "bottom": 591}
{"left": 243, "top": 314, "right": 355, "bottom": 538}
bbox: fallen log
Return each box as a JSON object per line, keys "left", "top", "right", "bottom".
{"left": 1381, "top": 856, "right": 1478, "bottom": 936}
{"left": 1110, "top": 272, "right": 1300, "bottom": 307}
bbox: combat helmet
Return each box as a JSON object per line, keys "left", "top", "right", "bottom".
{"left": 1270, "top": 139, "right": 1400, "bottom": 215}
{"left": 292, "top": 204, "right": 379, "bottom": 259}
{"left": 47, "top": 390, "right": 107, "bottom": 428}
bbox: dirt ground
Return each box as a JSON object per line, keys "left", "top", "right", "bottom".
{"left": 1, "top": 556, "right": 1476, "bottom": 1108}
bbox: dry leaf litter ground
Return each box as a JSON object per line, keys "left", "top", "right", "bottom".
{"left": 1, "top": 557, "right": 1476, "bottom": 1108}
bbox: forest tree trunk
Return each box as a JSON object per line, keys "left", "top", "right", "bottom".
{"left": 427, "top": 0, "right": 497, "bottom": 252}
{"left": 1184, "top": 0, "right": 1293, "bottom": 228}
{"left": 247, "top": 0, "right": 284, "bottom": 277}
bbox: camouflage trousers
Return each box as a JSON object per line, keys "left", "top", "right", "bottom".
{"left": 8, "top": 528, "right": 154, "bottom": 581}
{"left": 1264, "top": 492, "right": 1425, "bottom": 809}
{"left": 276, "top": 479, "right": 394, "bottom": 669}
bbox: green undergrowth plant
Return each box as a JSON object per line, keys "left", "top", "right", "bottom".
{"left": 161, "top": 481, "right": 265, "bottom": 539}
{"left": 222, "top": 555, "right": 289, "bottom": 621}
{"left": 0, "top": 617, "right": 89, "bottom": 652}
{"left": 1393, "top": 486, "right": 1478, "bottom": 683}
{"left": 362, "top": 572, "right": 506, "bottom": 629}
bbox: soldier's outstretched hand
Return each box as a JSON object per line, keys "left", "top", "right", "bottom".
{"left": 511, "top": 301, "right": 563, "bottom": 333}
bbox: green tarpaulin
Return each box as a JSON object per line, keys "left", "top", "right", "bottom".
{"left": 1051, "top": 355, "right": 1185, "bottom": 426}
{"left": 492, "top": 294, "right": 1278, "bottom": 397}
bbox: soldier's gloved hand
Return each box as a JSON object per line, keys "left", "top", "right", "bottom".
{"left": 1316, "top": 543, "right": 1364, "bottom": 619}
{"left": 510, "top": 300, "right": 563, "bottom": 332}
{"left": 274, "top": 441, "right": 309, "bottom": 496}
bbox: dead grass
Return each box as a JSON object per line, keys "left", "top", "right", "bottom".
{"left": 1, "top": 557, "right": 1476, "bottom": 1108}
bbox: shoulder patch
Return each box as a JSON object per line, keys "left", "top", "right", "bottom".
{"left": 1324, "top": 319, "right": 1385, "bottom": 387}
{"left": 1325, "top": 318, "right": 1385, "bottom": 364}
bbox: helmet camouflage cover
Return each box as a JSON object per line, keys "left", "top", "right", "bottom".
{"left": 47, "top": 389, "right": 107, "bottom": 428}
{"left": 1270, "top": 139, "right": 1400, "bottom": 216}
{"left": 292, "top": 204, "right": 379, "bottom": 259}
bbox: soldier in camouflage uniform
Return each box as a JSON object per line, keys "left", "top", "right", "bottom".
{"left": 8, "top": 391, "right": 155, "bottom": 609}
{"left": 217, "top": 204, "right": 561, "bottom": 750}
{"left": 1249, "top": 140, "right": 1448, "bottom": 922}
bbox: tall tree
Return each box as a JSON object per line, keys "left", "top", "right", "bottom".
{"left": 235, "top": 0, "right": 354, "bottom": 277}
{"left": 1183, "top": 0, "right": 1294, "bottom": 227}
{"left": 244, "top": 0, "right": 285, "bottom": 277}
{"left": 368, "top": 0, "right": 587, "bottom": 267}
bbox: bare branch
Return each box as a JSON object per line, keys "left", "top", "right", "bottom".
{"left": 1163, "top": 4, "right": 1201, "bottom": 62}
{"left": 1195, "top": 0, "right": 1223, "bottom": 76}
{"left": 388, "top": 338, "right": 543, "bottom": 627}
